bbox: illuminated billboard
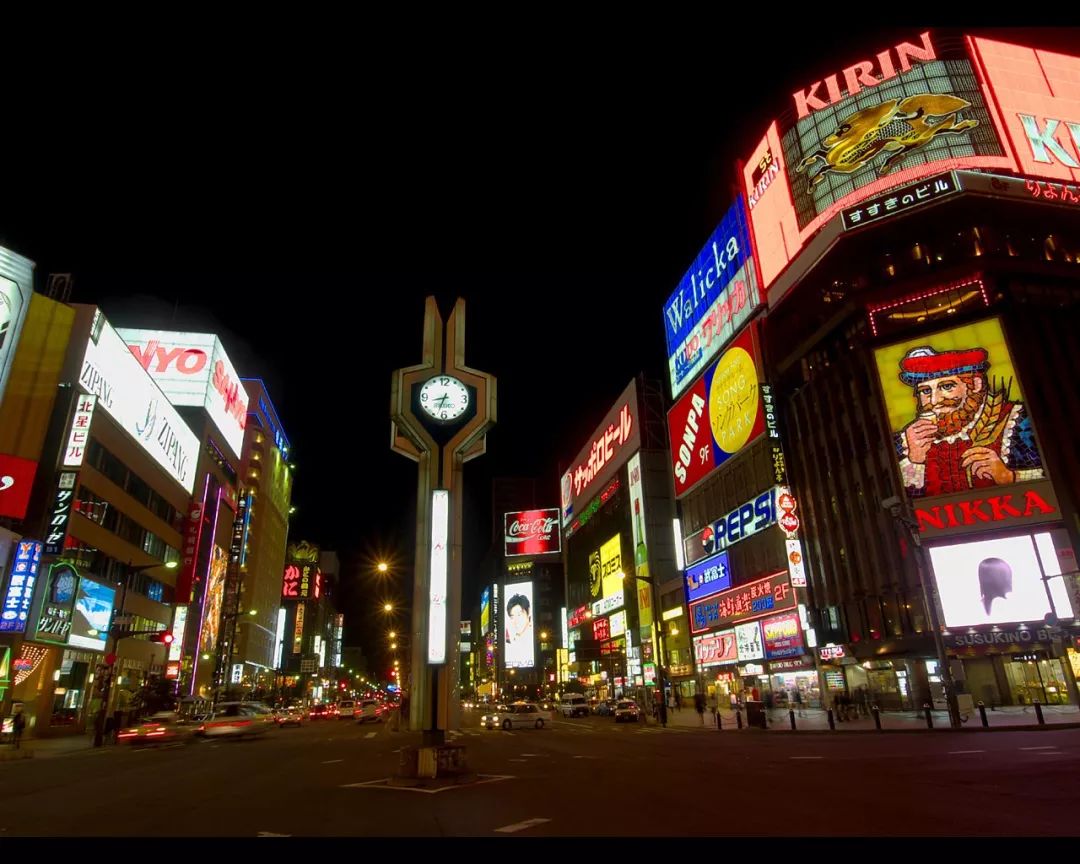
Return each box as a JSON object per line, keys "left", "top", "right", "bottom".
{"left": 0, "top": 454, "right": 38, "bottom": 520}
{"left": 735, "top": 621, "right": 764, "bottom": 662}
{"left": 0, "top": 249, "right": 34, "bottom": 412}
{"left": 561, "top": 379, "right": 640, "bottom": 527}
{"left": 928, "top": 532, "right": 1076, "bottom": 628}
{"left": 118, "top": 329, "right": 249, "bottom": 461}
{"left": 588, "top": 534, "right": 625, "bottom": 600}
{"left": 33, "top": 562, "right": 80, "bottom": 645}
{"left": 199, "top": 546, "right": 228, "bottom": 656}
{"left": 684, "top": 551, "right": 732, "bottom": 604}
{"left": 504, "top": 509, "right": 561, "bottom": 557}
{"left": 684, "top": 487, "right": 779, "bottom": 567}
{"left": 873, "top": 318, "right": 1045, "bottom": 506}
{"left": 971, "top": 36, "right": 1080, "bottom": 184}
{"left": 0, "top": 540, "right": 43, "bottom": 633}
{"left": 68, "top": 577, "right": 117, "bottom": 652}
{"left": 744, "top": 32, "right": 1015, "bottom": 291}
{"left": 663, "top": 198, "right": 762, "bottom": 399}
{"left": 78, "top": 310, "right": 199, "bottom": 494}
{"left": 689, "top": 571, "right": 795, "bottom": 634}
{"left": 504, "top": 581, "right": 535, "bottom": 669}
{"left": 667, "top": 324, "right": 766, "bottom": 498}
{"left": 428, "top": 490, "right": 449, "bottom": 664}
{"left": 761, "top": 613, "right": 804, "bottom": 660}
{"left": 480, "top": 587, "right": 491, "bottom": 636}
{"left": 694, "top": 630, "right": 737, "bottom": 667}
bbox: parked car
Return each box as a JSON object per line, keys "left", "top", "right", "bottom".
{"left": 198, "top": 702, "right": 275, "bottom": 739}
{"left": 273, "top": 706, "right": 305, "bottom": 727}
{"left": 558, "top": 694, "right": 590, "bottom": 718}
{"left": 481, "top": 702, "right": 546, "bottom": 730}
{"left": 357, "top": 699, "right": 384, "bottom": 723}
{"left": 117, "top": 711, "right": 197, "bottom": 745}
{"left": 613, "top": 700, "right": 642, "bottom": 723}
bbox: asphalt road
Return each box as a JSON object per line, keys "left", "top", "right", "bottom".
{"left": 2, "top": 710, "right": 1079, "bottom": 837}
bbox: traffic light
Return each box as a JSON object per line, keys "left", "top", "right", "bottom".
{"left": 149, "top": 631, "right": 174, "bottom": 646}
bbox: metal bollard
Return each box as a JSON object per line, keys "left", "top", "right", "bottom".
{"left": 871, "top": 704, "right": 882, "bottom": 730}
{"left": 789, "top": 708, "right": 796, "bottom": 730}
{"left": 1034, "top": 700, "right": 1045, "bottom": 725}
{"left": 736, "top": 709, "right": 743, "bottom": 729}
{"left": 923, "top": 702, "right": 933, "bottom": 729}
{"left": 717, "top": 712, "right": 722, "bottom": 731}
{"left": 827, "top": 708, "right": 835, "bottom": 731}
{"left": 977, "top": 701, "right": 988, "bottom": 728}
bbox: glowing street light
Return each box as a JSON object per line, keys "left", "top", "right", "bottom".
{"left": 377, "top": 562, "right": 389, "bottom": 573}
{"left": 383, "top": 603, "right": 393, "bottom": 613}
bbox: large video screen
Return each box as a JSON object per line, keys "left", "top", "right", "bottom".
{"left": 503, "top": 581, "right": 535, "bottom": 669}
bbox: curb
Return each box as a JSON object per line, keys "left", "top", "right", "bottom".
{"left": 706, "top": 722, "right": 1080, "bottom": 735}
{"left": 0, "top": 749, "right": 34, "bottom": 761}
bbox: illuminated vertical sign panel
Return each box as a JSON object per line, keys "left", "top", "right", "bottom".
{"left": 0, "top": 540, "right": 43, "bottom": 633}
{"left": 168, "top": 606, "right": 188, "bottom": 661}
{"left": 293, "top": 603, "right": 305, "bottom": 654}
{"left": 274, "top": 607, "right": 286, "bottom": 667}
{"left": 428, "top": 489, "right": 449, "bottom": 665}
{"left": 62, "top": 395, "right": 96, "bottom": 467}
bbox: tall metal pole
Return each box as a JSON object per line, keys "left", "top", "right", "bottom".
{"left": 93, "top": 576, "right": 127, "bottom": 747}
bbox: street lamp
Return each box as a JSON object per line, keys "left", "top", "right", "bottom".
{"left": 93, "top": 560, "right": 178, "bottom": 747}
{"left": 383, "top": 603, "right": 393, "bottom": 613}
{"left": 882, "top": 495, "right": 962, "bottom": 729}
{"left": 377, "top": 562, "right": 389, "bottom": 574}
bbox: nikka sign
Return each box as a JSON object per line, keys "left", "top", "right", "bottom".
{"left": 914, "top": 480, "right": 1061, "bottom": 540}
{"left": 504, "top": 508, "right": 561, "bottom": 557}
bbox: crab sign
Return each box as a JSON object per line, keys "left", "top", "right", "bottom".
{"left": 795, "top": 93, "right": 979, "bottom": 190}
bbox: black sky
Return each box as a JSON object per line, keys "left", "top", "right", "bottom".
{"left": 2, "top": 21, "right": 1074, "bottom": 671}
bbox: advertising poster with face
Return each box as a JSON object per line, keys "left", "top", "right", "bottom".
{"left": 504, "top": 581, "right": 535, "bottom": 669}
{"left": 874, "top": 318, "right": 1045, "bottom": 502}
{"left": 928, "top": 533, "right": 1073, "bottom": 628}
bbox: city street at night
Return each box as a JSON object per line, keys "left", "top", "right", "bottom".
{"left": 3, "top": 713, "right": 1079, "bottom": 837}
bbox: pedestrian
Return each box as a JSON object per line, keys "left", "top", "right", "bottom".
{"left": 856, "top": 686, "right": 868, "bottom": 718}
{"left": 794, "top": 687, "right": 805, "bottom": 718}
{"left": 12, "top": 709, "right": 25, "bottom": 750}
{"left": 694, "top": 691, "right": 706, "bottom": 725}
{"left": 751, "top": 685, "right": 760, "bottom": 702}
{"left": 764, "top": 689, "right": 774, "bottom": 725}
{"left": 729, "top": 691, "right": 739, "bottom": 710}
{"left": 707, "top": 691, "right": 718, "bottom": 727}
{"left": 674, "top": 691, "right": 682, "bottom": 712}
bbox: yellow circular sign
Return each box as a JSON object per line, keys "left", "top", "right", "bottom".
{"left": 709, "top": 346, "right": 759, "bottom": 454}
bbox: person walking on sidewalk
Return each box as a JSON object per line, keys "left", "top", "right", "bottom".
{"left": 794, "top": 687, "right": 805, "bottom": 718}
{"left": 694, "top": 691, "right": 706, "bottom": 726}
{"left": 764, "top": 689, "right": 774, "bottom": 725}
{"left": 707, "top": 692, "right": 718, "bottom": 726}
{"left": 12, "top": 709, "right": 25, "bottom": 750}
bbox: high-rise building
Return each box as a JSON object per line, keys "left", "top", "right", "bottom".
{"left": 229, "top": 379, "right": 292, "bottom": 696}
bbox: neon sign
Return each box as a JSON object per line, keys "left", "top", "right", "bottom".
{"left": 689, "top": 571, "right": 795, "bottom": 634}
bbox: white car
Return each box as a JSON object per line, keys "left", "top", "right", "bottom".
{"left": 613, "top": 700, "right": 642, "bottom": 723}
{"left": 557, "top": 694, "right": 590, "bottom": 718}
{"left": 357, "top": 699, "right": 384, "bottom": 723}
{"left": 337, "top": 700, "right": 357, "bottom": 719}
{"left": 481, "top": 702, "right": 546, "bottom": 731}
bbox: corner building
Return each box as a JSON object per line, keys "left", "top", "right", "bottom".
{"left": 744, "top": 30, "right": 1080, "bottom": 710}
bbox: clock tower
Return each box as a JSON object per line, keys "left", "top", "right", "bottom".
{"left": 390, "top": 297, "right": 496, "bottom": 744}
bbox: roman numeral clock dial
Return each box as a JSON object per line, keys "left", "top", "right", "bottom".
{"left": 419, "top": 375, "right": 469, "bottom": 422}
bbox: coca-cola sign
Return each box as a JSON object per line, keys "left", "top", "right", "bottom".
{"left": 505, "top": 508, "right": 561, "bottom": 558}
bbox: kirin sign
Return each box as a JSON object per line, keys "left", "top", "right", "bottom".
{"left": 504, "top": 508, "right": 561, "bottom": 557}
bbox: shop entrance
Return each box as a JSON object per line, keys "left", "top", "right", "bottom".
{"left": 1004, "top": 654, "right": 1070, "bottom": 705}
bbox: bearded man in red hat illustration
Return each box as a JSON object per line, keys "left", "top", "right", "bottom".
{"left": 895, "top": 344, "right": 1043, "bottom": 498}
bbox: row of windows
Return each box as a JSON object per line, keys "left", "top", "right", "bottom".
{"left": 64, "top": 537, "right": 176, "bottom": 606}
{"left": 73, "top": 487, "right": 180, "bottom": 564}
{"left": 85, "top": 438, "right": 183, "bottom": 531}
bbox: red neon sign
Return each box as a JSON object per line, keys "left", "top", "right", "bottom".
{"left": 592, "top": 617, "right": 610, "bottom": 642}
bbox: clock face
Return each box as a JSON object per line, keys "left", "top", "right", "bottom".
{"left": 420, "top": 376, "right": 469, "bottom": 422}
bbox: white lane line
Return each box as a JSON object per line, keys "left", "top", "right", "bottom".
{"left": 509, "top": 758, "right": 527, "bottom": 762}
{"left": 789, "top": 756, "right": 824, "bottom": 760}
{"left": 365, "top": 732, "right": 377, "bottom": 739}
{"left": 948, "top": 750, "right": 985, "bottom": 754}
{"left": 521, "top": 753, "right": 539, "bottom": 757}
{"left": 258, "top": 831, "right": 290, "bottom": 837}
{"left": 1021, "top": 745, "right": 1057, "bottom": 750}
{"left": 494, "top": 817, "right": 551, "bottom": 834}
{"left": 322, "top": 759, "right": 344, "bottom": 764}
{"left": 1036, "top": 751, "right": 1063, "bottom": 755}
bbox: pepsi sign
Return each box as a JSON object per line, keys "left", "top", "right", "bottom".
{"left": 684, "top": 551, "right": 732, "bottom": 603}
{"left": 684, "top": 487, "right": 779, "bottom": 567}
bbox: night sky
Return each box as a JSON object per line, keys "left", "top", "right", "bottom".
{"left": 2, "top": 23, "right": 1073, "bottom": 673}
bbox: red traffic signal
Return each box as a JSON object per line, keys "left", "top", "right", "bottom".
{"left": 149, "top": 631, "right": 174, "bottom": 645}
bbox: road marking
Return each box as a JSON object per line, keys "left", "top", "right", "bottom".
{"left": 789, "top": 756, "right": 824, "bottom": 760}
{"left": 1021, "top": 746, "right": 1057, "bottom": 750}
{"left": 494, "top": 817, "right": 551, "bottom": 834}
{"left": 343, "top": 774, "right": 513, "bottom": 794}
{"left": 509, "top": 758, "right": 527, "bottom": 762}
{"left": 365, "top": 732, "right": 377, "bottom": 739}
{"left": 322, "top": 759, "right": 344, "bottom": 764}
{"left": 948, "top": 750, "right": 985, "bottom": 754}
{"left": 571, "top": 755, "right": 594, "bottom": 759}
{"left": 521, "top": 753, "right": 539, "bottom": 757}
{"left": 258, "top": 831, "right": 290, "bottom": 837}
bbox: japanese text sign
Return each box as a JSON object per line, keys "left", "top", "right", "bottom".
{"left": 689, "top": 571, "right": 795, "bottom": 634}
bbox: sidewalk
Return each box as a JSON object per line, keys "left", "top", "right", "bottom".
{"left": 1, "top": 734, "right": 99, "bottom": 761}
{"left": 659, "top": 704, "right": 1080, "bottom": 733}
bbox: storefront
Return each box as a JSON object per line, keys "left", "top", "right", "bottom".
{"left": 765, "top": 658, "right": 821, "bottom": 708}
